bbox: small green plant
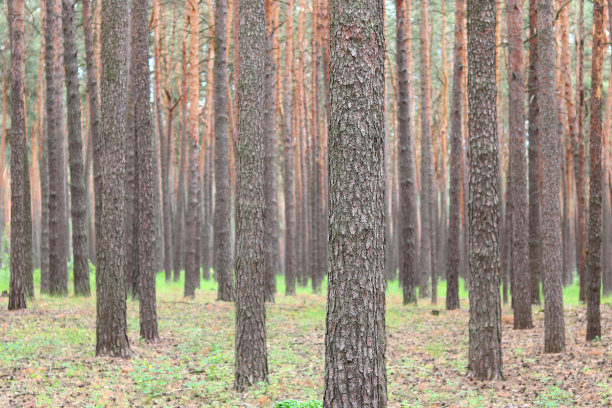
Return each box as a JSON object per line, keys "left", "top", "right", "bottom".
{"left": 275, "top": 399, "right": 323, "bottom": 408}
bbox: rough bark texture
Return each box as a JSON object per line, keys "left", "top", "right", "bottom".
{"left": 536, "top": 0, "right": 566, "bottom": 352}
{"left": 466, "top": 0, "right": 503, "bottom": 380}
{"left": 324, "top": 0, "right": 387, "bottom": 405}
{"left": 418, "top": 0, "right": 433, "bottom": 299}
{"left": 214, "top": 0, "right": 235, "bottom": 301}
{"left": 396, "top": 0, "right": 418, "bottom": 305}
{"left": 263, "top": 0, "right": 280, "bottom": 302}
{"left": 446, "top": 0, "right": 465, "bottom": 311}
{"left": 234, "top": 0, "right": 268, "bottom": 389}
{"left": 46, "top": 0, "right": 68, "bottom": 296}
{"left": 283, "top": 0, "right": 297, "bottom": 296}
{"left": 586, "top": 0, "right": 605, "bottom": 342}
{"left": 130, "top": 0, "right": 159, "bottom": 341}
{"left": 527, "top": 0, "right": 542, "bottom": 305}
{"left": 507, "top": 0, "right": 532, "bottom": 329}
{"left": 96, "top": 0, "right": 133, "bottom": 358}
{"left": 184, "top": 0, "right": 200, "bottom": 298}
{"left": 8, "top": 0, "right": 30, "bottom": 310}
{"left": 62, "top": 0, "right": 90, "bottom": 297}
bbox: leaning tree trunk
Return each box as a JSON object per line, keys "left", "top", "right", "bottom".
{"left": 96, "top": 0, "right": 133, "bottom": 358}
{"left": 396, "top": 0, "right": 418, "bottom": 305}
{"left": 507, "top": 0, "right": 532, "bottom": 329}
{"left": 130, "top": 0, "right": 159, "bottom": 341}
{"left": 234, "top": 0, "right": 268, "bottom": 389}
{"left": 446, "top": 0, "right": 465, "bottom": 311}
{"left": 8, "top": 0, "right": 30, "bottom": 310}
{"left": 214, "top": 0, "right": 235, "bottom": 301}
{"left": 466, "top": 0, "right": 503, "bottom": 380}
{"left": 46, "top": 0, "right": 69, "bottom": 296}
{"left": 324, "top": 0, "right": 387, "bottom": 405}
{"left": 537, "top": 0, "right": 566, "bottom": 352}
{"left": 63, "top": 0, "right": 91, "bottom": 297}
{"left": 586, "top": 0, "right": 605, "bottom": 342}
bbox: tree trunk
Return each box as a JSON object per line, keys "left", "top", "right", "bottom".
{"left": 62, "top": 0, "right": 90, "bottom": 297}
{"left": 446, "top": 0, "right": 465, "bottom": 311}
{"left": 46, "top": 0, "right": 69, "bottom": 296}
{"left": 586, "top": 0, "right": 605, "bottom": 341}
{"left": 129, "top": 0, "right": 159, "bottom": 341}
{"left": 96, "top": 0, "right": 133, "bottom": 358}
{"left": 396, "top": 0, "right": 418, "bottom": 305}
{"left": 283, "top": 0, "right": 297, "bottom": 296}
{"left": 234, "top": 0, "right": 268, "bottom": 389}
{"left": 8, "top": 0, "right": 30, "bottom": 310}
{"left": 466, "top": 0, "right": 503, "bottom": 380}
{"left": 537, "top": 0, "right": 566, "bottom": 352}
{"left": 214, "top": 0, "right": 235, "bottom": 301}
{"left": 508, "top": 0, "right": 532, "bottom": 329}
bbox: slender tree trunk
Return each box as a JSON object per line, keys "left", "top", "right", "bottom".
{"left": 396, "top": 0, "right": 418, "bottom": 305}
{"left": 586, "top": 0, "right": 605, "bottom": 341}
{"left": 508, "top": 0, "right": 532, "bottom": 329}
{"left": 62, "top": 0, "right": 90, "bottom": 297}
{"left": 8, "top": 0, "right": 30, "bottom": 310}
{"left": 46, "top": 0, "right": 69, "bottom": 296}
{"left": 283, "top": 0, "right": 297, "bottom": 296}
{"left": 234, "top": 0, "right": 268, "bottom": 389}
{"left": 446, "top": 0, "right": 465, "bottom": 310}
{"left": 129, "top": 0, "right": 159, "bottom": 341}
{"left": 214, "top": 0, "right": 235, "bottom": 301}
{"left": 96, "top": 0, "right": 133, "bottom": 358}
{"left": 537, "top": 0, "right": 566, "bottom": 352}
{"left": 466, "top": 0, "right": 503, "bottom": 380}
{"left": 324, "top": 0, "right": 387, "bottom": 405}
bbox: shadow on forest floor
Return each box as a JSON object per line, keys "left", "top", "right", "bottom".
{"left": 0, "top": 272, "right": 610, "bottom": 407}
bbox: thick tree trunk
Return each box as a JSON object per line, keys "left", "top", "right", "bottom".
{"left": 96, "top": 0, "right": 133, "bottom": 358}
{"left": 396, "top": 0, "right": 418, "bottom": 305}
{"left": 234, "top": 0, "right": 268, "bottom": 389}
{"left": 62, "top": 0, "right": 90, "bottom": 297}
{"left": 586, "top": 0, "right": 605, "bottom": 342}
{"left": 129, "top": 0, "right": 159, "bottom": 341}
{"left": 8, "top": 0, "right": 30, "bottom": 310}
{"left": 214, "top": 0, "right": 235, "bottom": 301}
{"left": 46, "top": 0, "right": 69, "bottom": 296}
{"left": 508, "top": 0, "right": 532, "bottom": 329}
{"left": 324, "top": 0, "right": 387, "bottom": 405}
{"left": 466, "top": 0, "right": 503, "bottom": 380}
{"left": 446, "top": 0, "right": 465, "bottom": 311}
{"left": 537, "top": 0, "right": 566, "bottom": 352}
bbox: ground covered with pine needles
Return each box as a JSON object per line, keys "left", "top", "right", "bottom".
{"left": 0, "top": 271, "right": 611, "bottom": 407}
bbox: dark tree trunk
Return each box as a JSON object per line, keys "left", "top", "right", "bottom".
{"left": 40, "top": 113, "right": 50, "bottom": 294}
{"left": 446, "top": 0, "right": 465, "bottom": 311}
{"left": 527, "top": 0, "right": 541, "bottom": 305}
{"left": 8, "top": 0, "right": 30, "bottom": 310}
{"left": 418, "top": 0, "right": 433, "bottom": 300}
{"left": 466, "top": 0, "right": 503, "bottom": 380}
{"left": 234, "top": 0, "right": 268, "bottom": 389}
{"left": 586, "top": 0, "right": 605, "bottom": 342}
{"left": 324, "top": 0, "right": 387, "bottom": 405}
{"left": 396, "top": 0, "right": 418, "bottom": 305}
{"left": 82, "top": 0, "right": 100, "bottom": 272}
{"left": 62, "top": 0, "right": 90, "bottom": 297}
{"left": 507, "top": 0, "right": 532, "bottom": 329}
{"left": 161, "top": 106, "right": 175, "bottom": 282}
{"left": 214, "top": 0, "right": 235, "bottom": 301}
{"left": 537, "top": 0, "right": 566, "bottom": 352}
{"left": 263, "top": 0, "right": 280, "bottom": 302}
{"left": 130, "top": 0, "right": 159, "bottom": 341}
{"left": 46, "top": 0, "right": 69, "bottom": 296}
{"left": 282, "top": 0, "right": 297, "bottom": 296}
{"left": 96, "top": 0, "right": 133, "bottom": 358}
{"left": 174, "top": 61, "right": 187, "bottom": 283}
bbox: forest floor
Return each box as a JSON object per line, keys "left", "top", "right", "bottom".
{"left": 0, "top": 271, "right": 611, "bottom": 408}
